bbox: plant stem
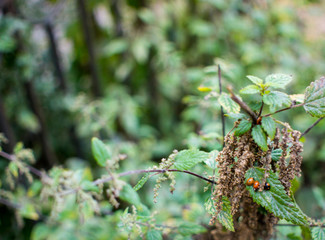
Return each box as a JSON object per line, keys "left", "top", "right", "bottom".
{"left": 218, "top": 65, "right": 225, "bottom": 146}
{"left": 258, "top": 102, "right": 264, "bottom": 118}
{"left": 262, "top": 103, "right": 305, "bottom": 118}
{"left": 227, "top": 86, "right": 258, "bottom": 123}
{"left": 0, "top": 151, "right": 44, "bottom": 178}
{"left": 300, "top": 117, "right": 324, "bottom": 138}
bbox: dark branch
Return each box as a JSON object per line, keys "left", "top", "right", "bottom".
{"left": 0, "top": 151, "right": 44, "bottom": 178}
{"left": 61, "top": 168, "right": 217, "bottom": 196}
{"left": 218, "top": 65, "right": 225, "bottom": 146}
{"left": 262, "top": 102, "right": 305, "bottom": 118}
{"left": 227, "top": 86, "right": 258, "bottom": 123}
{"left": 258, "top": 102, "right": 264, "bottom": 118}
{"left": 300, "top": 117, "right": 324, "bottom": 139}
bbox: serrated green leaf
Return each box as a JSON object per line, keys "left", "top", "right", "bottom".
{"left": 204, "top": 197, "right": 234, "bottom": 232}
{"left": 173, "top": 149, "right": 209, "bottom": 171}
{"left": 178, "top": 222, "right": 206, "bottom": 236}
{"left": 9, "top": 162, "right": 19, "bottom": 178}
{"left": 81, "top": 180, "right": 99, "bottom": 193}
{"left": 263, "top": 91, "right": 292, "bottom": 111}
{"left": 247, "top": 75, "right": 263, "bottom": 85}
{"left": 224, "top": 113, "right": 246, "bottom": 120}
{"left": 265, "top": 74, "right": 292, "bottom": 89}
{"left": 261, "top": 117, "right": 276, "bottom": 140}
{"left": 245, "top": 168, "right": 308, "bottom": 226}
{"left": 91, "top": 137, "right": 111, "bottom": 167}
{"left": 218, "top": 93, "right": 240, "bottom": 114}
{"left": 312, "top": 227, "right": 325, "bottom": 240}
{"left": 251, "top": 125, "right": 268, "bottom": 151}
{"left": 234, "top": 120, "right": 252, "bottom": 136}
{"left": 133, "top": 173, "right": 149, "bottom": 191}
{"left": 204, "top": 150, "right": 218, "bottom": 169}
{"left": 147, "top": 230, "right": 162, "bottom": 240}
{"left": 271, "top": 148, "right": 283, "bottom": 161}
{"left": 240, "top": 85, "right": 261, "bottom": 94}
{"left": 304, "top": 77, "right": 325, "bottom": 118}
{"left": 119, "top": 183, "right": 141, "bottom": 206}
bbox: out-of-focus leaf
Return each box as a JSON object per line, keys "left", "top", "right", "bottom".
{"left": 312, "top": 227, "right": 325, "bottom": 240}
{"left": 265, "top": 74, "right": 293, "bottom": 89}
{"left": 225, "top": 113, "right": 246, "bottom": 120}
{"left": 204, "top": 150, "right": 219, "bottom": 169}
{"left": 178, "top": 222, "right": 206, "bottom": 236}
{"left": 133, "top": 173, "right": 150, "bottom": 191}
{"left": 81, "top": 180, "right": 99, "bottom": 193}
{"left": 91, "top": 138, "right": 111, "bottom": 167}
{"left": 147, "top": 230, "right": 162, "bottom": 240}
{"left": 240, "top": 85, "right": 260, "bottom": 94}
{"left": 304, "top": 77, "right": 325, "bottom": 118}
{"left": 247, "top": 75, "right": 263, "bottom": 85}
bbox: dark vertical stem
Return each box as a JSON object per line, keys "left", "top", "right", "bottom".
{"left": 109, "top": 0, "right": 123, "bottom": 37}
{"left": 43, "top": 21, "right": 67, "bottom": 92}
{"left": 258, "top": 102, "right": 264, "bottom": 118}
{"left": 44, "top": 20, "right": 84, "bottom": 158}
{"left": 218, "top": 65, "right": 225, "bottom": 146}
{"left": 25, "top": 81, "right": 57, "bottom": 166}
{"left": 76, "top": 0, "right": 102, "bottom": 97}
{"left": 0, "top": 96, "right": 16, "bottom": 153}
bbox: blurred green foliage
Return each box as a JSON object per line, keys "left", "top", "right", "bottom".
{"left": 0, "top": 0, "right": 325, "bottom": 239}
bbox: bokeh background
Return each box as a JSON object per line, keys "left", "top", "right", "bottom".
{"left": 1, "top": 0, "right": 325, "bottom": 239}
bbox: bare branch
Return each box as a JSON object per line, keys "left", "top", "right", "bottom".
{"left": 227, "top": 86, "right": 258, "bottom": 123}
{"left": 262, "top": 102, "right": 305, "bottom": 118}
{"left": 300, "top": 117, "right": 324, "bottom": 139}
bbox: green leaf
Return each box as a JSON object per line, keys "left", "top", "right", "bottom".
{"left": 204, "top": 150, "right": 218, "bottom": 169}
{"left": 247, "top": 75, "right": 263, "bottom": 85}
{"left": 240, "top": 85, "right": 261, "bottom": 94}
{"left": 304, "top": 77, "right": 325, "bottom": 118}
{"left": 173, "top": 149, "right": 209, "bottom": 171}
{"left": 91, "top": 137, "right": 111, "bottom": 167}
{"left": 234, "top": 120, "right": 252, "bottom": 136}
{"left": 8, "top": 162, "right": 18, "bottom": 178}
{"left": 265, "top": 74, "right": 293, "bottom": 89}
{"left": 251, "top": 125, "right": 268, "bottom": 151}
{"left": 261, "top": 117, "right": 276, "bottom": 140}
{"left": 312, "top": 227, "right": 325, "bottom": 240}
{"left": 147, "top": 230, "right": 162, "bottom": 240}
{"left": 263, "top": 91, "right": 292, "bottom": 110}
{"left": 119, "top": 183, "right": 141, "bottom": 206}
{"left": 20, "top": 203, "right": 39, "bottom": 220}
{"left": 81, "top": 180, "right": 99, "bottom": 193}
{"left": 245, "top": 168, "right": 308, "bottom": 226}
{"left": 178, "top": 222, "right": 206, "bottom": 236}
{"left": 204, "top": 197, "right": 234, "bottom": 232}
{"left": 224, "top": 113, "right": 246, "bottom": 120}
{"left": 271, "top": 148, "right": 283, "bottom": 161}
{"left": 300, "top": 225, "right": 312, "bottom": 240}
{"left": 218, "top": 93, "right": 240, "bottom": 114}
{"left": 133, "top": 173, "right": 150, "bottom": 191}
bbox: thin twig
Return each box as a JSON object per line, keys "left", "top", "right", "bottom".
{"left": 0, "top": 151, "right": 44, "bottom": 178}
{"left": 61, "top": 169, "right": 217, "bottom": 196}
{"left": 276, "top": 223, "right": 325, "bottom": 228}
{"left": 0, "top": 197, "right": 21, "bottom": 209}
{"left": 300, "top": 117, "right": 324, "bottom": 139}
{"left": 218, "top": 65, "right": 225, "bottom": 146}
{"left": 227, "top": 86, "right": 258, "bottom": 123}
{"left": 262, "top": 103, "right": 305, "bottom": 118}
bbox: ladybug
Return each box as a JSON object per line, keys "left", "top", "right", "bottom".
{"left": 253, "top": 181, "right": 260, "bottom": 191}
{"left": 246, "top": 177, "right": 254, "bottom": 186}
{"left": 264, "top": 182, "right": 271, "bottom": 191}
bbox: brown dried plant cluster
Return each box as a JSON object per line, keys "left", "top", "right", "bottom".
{"left": 210, "top": 124, "right": 304, "bottom": 240}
